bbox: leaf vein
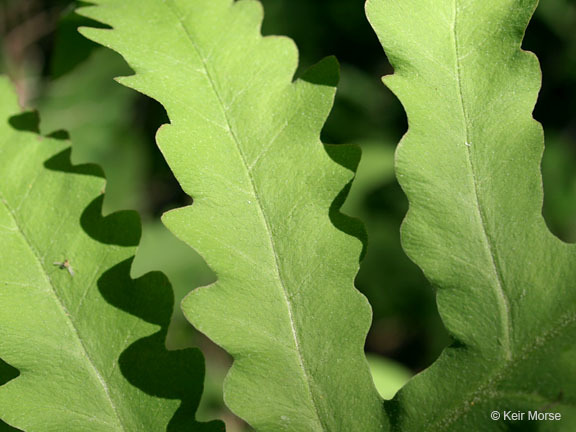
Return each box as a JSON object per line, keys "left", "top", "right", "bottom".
{"left": 452, "top": 0, "right": 512, "bottom": 360}
{"left": 0, "top": 183, "right": 126, "bottom": 431}
{"left": 163, "top": 2, "right": 325, "bottom": 429}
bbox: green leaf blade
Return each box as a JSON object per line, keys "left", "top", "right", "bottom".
{"left": 80, "top": 0, "right": 385, "bottom": 430}
{"left": 367, "top": 0, "right": 576, "bottom": 429}
{"left": 0, "top": 77, "right": 220, "bottom": 431}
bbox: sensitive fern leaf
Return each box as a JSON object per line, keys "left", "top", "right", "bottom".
{"left": 367, "top": 0, "right": 576, "bottom": 429}
{"left": 0, "top": 77, "right": 221, "bottom": 432}
{"left": 79, "top": 0, "right": 385, "bottom": 430}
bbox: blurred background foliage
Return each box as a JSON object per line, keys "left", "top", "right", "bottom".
{"left": 1, "top": 0, "right": 575, "bottom": 430}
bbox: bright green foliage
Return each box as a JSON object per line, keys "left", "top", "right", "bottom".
{"left": 367, "top": 0, "right": 576, "bottom": 430}
{"left": 0, "top": 77, "right": 221, "bottom": 431}
{"left": 79, "top": 0, "right": 384, "bottom": 431}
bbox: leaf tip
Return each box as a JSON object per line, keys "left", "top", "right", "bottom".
{"left": 299, "top": 55, "right": 340, "bottom": 88}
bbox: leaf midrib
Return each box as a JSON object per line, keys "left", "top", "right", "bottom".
{"left": 163, "top": 2, "right": 325, "bottom": 430}
{"left": 451, "top": 0, "right": 512, "bottom": 359}
{"left": 431, "top": 1, "right": 564, "bottom": 429}
{"left": 433, "top": 310, "right": 576, "bottom": 430}
{"left": 0, "top": 141, "right": 125, "bottom": 430}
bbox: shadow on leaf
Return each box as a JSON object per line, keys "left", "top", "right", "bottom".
{"left": 325, "top": 143, "right": 368, "bottom": 260}
{"left": 40, "top": 138, "right": 220, "bottom": 430}
{"left": 44, "top": 147, "right": 105, "bottom": 178}
{"left": 80, "top": 195, "right": 141, "bottom": 246}
{"left": 302, "top": 57, "right": 367, "bottom": 258}
{"left": 98, "top": 260, "right": 224, "bottom": 431}
{"left": 8, "top": 112, "right": 40, "bottom": 134}
{"left": 0, "top": 361, "right": 20, "bottom": 432}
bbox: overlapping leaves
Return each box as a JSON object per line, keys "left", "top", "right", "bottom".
{"left": 78, "top": 0, "right": 385, "bottom": 430}
{"left": 0, "top": 77, "right": 220, "bottom": 431}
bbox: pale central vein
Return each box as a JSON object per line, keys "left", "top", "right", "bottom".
{"left": 452, "top": 0, "right": 512, "bottom": 360}
{"left": 0, "top": 189, "right": 124, "bottom": 430}
{"left": 435, "top": 310, "right": 576, "bottom": 430}
{"left": 165, "top": 3, "right": 325, "bottom": 429}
